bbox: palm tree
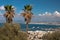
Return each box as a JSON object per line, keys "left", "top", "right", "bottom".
{"left": 21, "top": 5, "right": 33, "bottom": 34}
{"left": 4, "top": 5, "right": 15, "bottom": 23}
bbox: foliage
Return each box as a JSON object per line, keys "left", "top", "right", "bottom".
{"left": 4, "top": 5, "right": 14, "bottom": 11}
{"left": 24, "top": 4, "right": 32, "bottom": 11}
{"left": 42, "top": 31, "right": 60, "bottom": 40}
{"left": 4, "top": 5, "right": 15, "bottom": 23}
{"left": 21, "top": 5, "right": 33, "bottom": 33}
{"left": 0, "top": 23, "right": 27, "bottom": 40}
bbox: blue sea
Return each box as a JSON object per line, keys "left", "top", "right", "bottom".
{"left": 20, "top": 24, "right": 60, "bottom": 31}
{"left": 0, "top": 23, "right": 60, "bottom": 31}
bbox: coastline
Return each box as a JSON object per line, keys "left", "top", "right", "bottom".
{"left": 29, "top": 22, "right": 60, "bottom": 25}
{"left": 28, "top": 30, "right": 54, "bottom": 40}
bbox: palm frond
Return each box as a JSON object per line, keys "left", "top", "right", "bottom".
{"left": 4, "top": 5, "right": 13, "bottom": 11}
{"left": 24, "top": 5, "right": 32, "bottom": 11}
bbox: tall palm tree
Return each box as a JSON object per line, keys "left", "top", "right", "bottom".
{"left": 21, "top": 5, "right": 33, "bottom": 34}
{"left": 4, "top": 5, "right": 15, "bottom": 23}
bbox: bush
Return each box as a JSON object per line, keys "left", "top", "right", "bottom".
{"left": 0, "top": 23, "right": 27, "bottom": 40}
{"left": 42, "top": 31, "right": 60, "bottom": 40}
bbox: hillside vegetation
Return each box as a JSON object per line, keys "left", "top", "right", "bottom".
{"left": 0, "top": 23, "right": 27, "bottom": 40}
{"left": 42, "top": 30, "right": 60, "bottom": 40}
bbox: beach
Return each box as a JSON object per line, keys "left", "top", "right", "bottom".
{"left": 28, "top": 30, "right": 54, "bottom": 40}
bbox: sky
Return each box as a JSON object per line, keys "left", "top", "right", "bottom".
{"left": 0, "top": 0, "right": 60, "bottom": 14}
{"left": 0, "top": 0, "right": 60, "bottom": 23}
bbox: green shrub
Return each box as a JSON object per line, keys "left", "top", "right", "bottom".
{"left": 42, "top": 31, "right": 60, "bottom": 40}
{"left": 0, "top": 23, "right": 27, "bottom": 40}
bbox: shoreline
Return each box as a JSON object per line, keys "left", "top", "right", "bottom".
{"left": 29, "top": 22, "right": 60, "bottom": 25}
{"left": 28, "top": 30, "right": 54, "bottom": 40}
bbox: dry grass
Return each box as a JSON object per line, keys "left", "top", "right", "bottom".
{"left": 0, "top": 23, "right": 27, "bottom": 40}
{"left": 42, "top": 31, "right": 60, "bottom": 40}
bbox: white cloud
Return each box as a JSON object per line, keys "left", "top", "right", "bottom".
{"left": 0, "top": 5, "right": 16, "bottom": 10}
{"left": 12, "top": 6, "right": 16, "bottom": 10}
{"left": 38, "top": 14, "right": 42, "bottom": 16}
{"left": 38, "top": 11, "right": 60, "bottom": 17}
{"left": 20, "top": 10, "right": 25, "bottom": 13}
{"left": 53, "top": 11, "right": 60, "bottom": 17}
{"left": 43, "top": 12, "right": 51, "bottom": 16}
{"left": 38, "top": 12, "right": 51, "bottom": 16}
{"left": 0, "top": 6, "right": 5, "bottom": 10}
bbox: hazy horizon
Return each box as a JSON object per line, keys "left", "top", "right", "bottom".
{"left": 0, "top": 11, "right": 60, "bottom": 23}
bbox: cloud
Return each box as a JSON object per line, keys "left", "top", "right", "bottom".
{"left": 12, "top": 6, "right": 16, "bottom": 10}
{"left": 38, "top": 11, "right": 60, "bottom": 17}
{"left": 44, "top": 12, "right": 51, "bottom": 16}
{"left": 15, "top": 11, "right": 60, "bottom": 23}
{"left": 0, "top": 5, "right": 16, "bottom": 10}
{"left": 0, "top": 6, "right": 5, "bottom": 10}
{"left": 34, "top": 11, "right": 60, "bottom": 22}
{"left": 38, "top": 14, "right": 42, "bottom": 16}
{"left": 20, "top": 10, "right": 25, "bottom": 13}
{"left": 53, "top": 11, "right": 60, "bottom": 17}
{"left": 0, "top": 10, "right": 60, "bottom": 23}
{"left": 38, "top": 12, "right": 52, "bottom": 16}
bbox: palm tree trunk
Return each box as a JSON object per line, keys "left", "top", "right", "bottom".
{"left": 26, "top": 23, "right": 28, "bottom": 34}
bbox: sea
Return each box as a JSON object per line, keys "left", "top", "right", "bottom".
{"left": 20, "top": 24, "right": 60, "bottom": 31}
{"left": 0, "top": 23, "right": 60, "bottom": 31}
